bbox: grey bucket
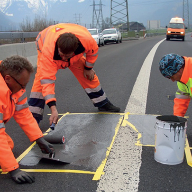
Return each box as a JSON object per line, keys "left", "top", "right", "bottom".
{"left": 154, "top": 115, "right": 187, "bottom": 165}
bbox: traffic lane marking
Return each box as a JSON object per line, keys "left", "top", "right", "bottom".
{"left": 1, "top": 112, "right": 123, "bottom": 181}
{"left": 124, "top": 113, "right": 192, "bottom": 168}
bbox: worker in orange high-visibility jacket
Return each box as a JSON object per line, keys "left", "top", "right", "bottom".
{"left": 159, "top": 53, "right": 192, "bottom": 117}
{"left": 0, "top": 56, "right": 54, "bottom": 184}
{"left": 28, "top": 23, "right": 120, "bottom": 125}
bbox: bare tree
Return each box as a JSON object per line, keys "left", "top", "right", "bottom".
{"left": 20, "top": 17, "right": 33, "bottom": 31}
{"left": 103, "top": 17, "right": 110, "bottom": 29}
{"left": 19, "top": 15, "right": 56, "bottom": 32}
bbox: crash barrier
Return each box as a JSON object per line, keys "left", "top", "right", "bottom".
{"left": 0, "top": 41, "right": 37, "bottom": 67}
{"left": 154, "top": 115, "right": 187, "bottom": 165}
{"left": 122, "top": 31, "right": 147, "bottom": 38}
{"left": 0, "top": 32, "right": 39, "bottom": 43}
{"left": 146, "top": 33, "right": 166, "bottom": 37}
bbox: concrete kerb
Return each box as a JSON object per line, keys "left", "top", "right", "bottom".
{"left": 122, "top": 37, "right": 145, "bottom": 41}
{"left": 0, "top": 42, "right": 37, "bottom": 68}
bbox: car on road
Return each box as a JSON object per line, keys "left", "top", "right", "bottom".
{"left": 102, "top": 28, "right": 122, "bottom": 44}
{"left": 166, "top": 17, "right": 186, "bottom": 41}
{"left": 88, "top": 28, "right": 104, "bottom": 47}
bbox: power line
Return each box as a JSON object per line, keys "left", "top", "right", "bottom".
{"left": 110, "top": 0, "right": 129, "bottom": 31}
{"left": 183, "top": 0, "right": 190, "bottom": 29}
{"left": 129, "top": 0, "right": 180, "bottom": 6}
{"left": 74, "top": 14, "right": 82, "bottom": 24}
{"left": 91, "top": 0, "right": 104, "bottom": 29}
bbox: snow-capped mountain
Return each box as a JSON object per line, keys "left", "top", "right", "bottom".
{"left": 0, "top": 0, "right": 49, "bottom": 16}
{"left": 0, "top": 0, "right": 66, "bottom": 30}
{"left": 0, "top": 0, "right": 190, "bottom": 31}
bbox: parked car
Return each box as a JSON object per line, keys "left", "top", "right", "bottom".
{"left": 102, "top": 28, "right": 122, "bottom": 44}
{"left": 87, "top": 28, "right": 104, "bottom": 47}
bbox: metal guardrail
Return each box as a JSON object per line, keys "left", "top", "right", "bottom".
{"left": 146, "top": 32, "right": 166, "bottom": 37}
{"left": 0, "top": 32, "right": 39, "bottom": 42}
{"left": 0, "top": 31, "right": 168, "bottom": 44}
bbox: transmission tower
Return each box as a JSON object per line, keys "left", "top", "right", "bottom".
{"left": 110, "top": 0, "right": 129, "bottom": 31}
{"left": 74, "top": 14, "right": 82, "bottom": 24}
{"left": 183, "top": 0, "right": 190, "bottom": 29}
{"left": 92, "top": 0, "right": 104, "bottom": 29}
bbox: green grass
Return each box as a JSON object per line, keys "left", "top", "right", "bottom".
{"left": 122, "top": 28, "right": 192, "bottom": 38}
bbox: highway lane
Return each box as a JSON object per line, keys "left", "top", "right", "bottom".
{"left": 1, "top": 34, "right": 192, "bottom": 191}
{"left": 139, "top": 33, "right": 192, "bottom": 192}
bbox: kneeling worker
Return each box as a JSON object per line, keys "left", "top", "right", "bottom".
{"left": 159, "top": 53, "right": 192, "bottom": 117}
{"left": 0, "top": 56, "right": 54, "bottom": 184}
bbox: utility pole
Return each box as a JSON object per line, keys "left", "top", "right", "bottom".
{"left": 183, "top": 0, "right": 190, "bottom": 29}
{"left": 74, "top": 14, "right": 82, "bottom": 25}
{"left": 91, "top": 0, "right": 104, "bottom": 29}
{"left": 110, "top": 0, "right": 129, "bottom": 32}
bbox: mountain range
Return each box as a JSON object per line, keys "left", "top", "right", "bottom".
{"left": 0, "top": 0, "right": 65, "bottom": 30}
{"left": 0, "top": 0, "right": 190, "bottom": 31}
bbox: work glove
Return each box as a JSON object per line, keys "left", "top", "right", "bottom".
{"left": 9, "top": 168, "right": 35, "bottom": 184}
{"left": 36, "top": 137, "right": 54, "bottom": 154}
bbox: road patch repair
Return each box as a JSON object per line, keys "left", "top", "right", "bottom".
{"left": 2, "top": 113, "right": 192, "bottom": 184}
{"left": 126, "top": 114, "right": 192, "bottom": 166}
{"left": 17, "top": 112, "right": 124, "bottom": 179}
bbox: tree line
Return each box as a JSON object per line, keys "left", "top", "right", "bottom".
{"left": 20, "top": 16, "right": 57, "bottom": 32}
{"left": 20, "top": 16, "right": 111, "bottom": 32}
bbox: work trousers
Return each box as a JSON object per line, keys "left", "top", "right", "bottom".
{"left": 28, "top": 56, "right": 108, "bottom": 123}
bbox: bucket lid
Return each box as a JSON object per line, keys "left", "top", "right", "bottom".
{"left": 156, "top": 115, "right": 187, "bottom": 123}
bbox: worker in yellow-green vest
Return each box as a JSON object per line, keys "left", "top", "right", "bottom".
{"left": 159, "top": 53, "right": 192, "bottom": 117}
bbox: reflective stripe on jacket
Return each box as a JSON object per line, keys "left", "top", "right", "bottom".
{"left": 35, "top": 23, "right": 98, "bottom": 104}
{"left": 0, "top": 73, "right": 43, "bottom": 172}
{"left": 174, "top": 56, "right": 192, "bottom": 117}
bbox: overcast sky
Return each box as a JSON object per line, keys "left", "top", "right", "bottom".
{"left": 67, "top": 0, "right": 188, "bottom": 27}
{"left": 1, "top": 0, "right": 189, "bottom": 29}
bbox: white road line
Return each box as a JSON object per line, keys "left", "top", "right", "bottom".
{"left": 96, "top": 38, "right": 165, "bottom": 192}
{"left": 125, "top": 38, "right": 165, "bottom": 114}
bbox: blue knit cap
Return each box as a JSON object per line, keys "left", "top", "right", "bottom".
{"left": 159, "top": 53, "right": 184, "bottom": 78}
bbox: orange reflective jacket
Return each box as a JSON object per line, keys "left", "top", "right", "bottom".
{"left": 0, "top": 72, "right": 43, "bottom": 172}
{"left": 35, "top": 23, "right": 98, "bottom": 104}
{"left": 174, "top": 56, "right": 192, "bottom": 117}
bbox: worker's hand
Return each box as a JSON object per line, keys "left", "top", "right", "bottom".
{"left": 49, "top": 105, "right": 58, "bottom": 126}
{"left": 36, "top": 137, "right": 54, "bottom": 154}
{"left": 9, "top": 168, "right": 35, "bottom": 184}
{"left": 84, "top": 69, "right": 95, "bottom": 81}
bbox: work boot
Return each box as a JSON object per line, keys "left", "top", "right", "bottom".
{"left": 98, "top": 101, "right": 120, "bottom": 112}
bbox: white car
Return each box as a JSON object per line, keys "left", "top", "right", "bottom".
{"left": 88, "top": 28, "right": 104, "bottom": 47}
{"left": 102, "top": 28, "right": 122, "bottom": 44}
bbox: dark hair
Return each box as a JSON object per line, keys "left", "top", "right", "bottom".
{"left": 0, "top": 55, "right": 34, "bottom": 78}
{"left": 57, "top": 33, "right": 79, "bottom": 54}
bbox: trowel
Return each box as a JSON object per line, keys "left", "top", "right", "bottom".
{"left": 40, "top": 145, "right": 76, "bottom": 164}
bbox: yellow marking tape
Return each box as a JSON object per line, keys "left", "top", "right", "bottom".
{"left": 16, "top": 112, "right": 71, "bottom": 161}
{"left": 0, "top": 142, "right": 38, "bottom": 174}
{"left": 92, "top": 116, "right": 123, "bottom": 180}
{"left": 124, "top": 113, "right": 192, "bottom": 168}
{"left": 136, "top": 144, "right": 155, "bottom": 147}
{"left": 20, "top": 169, "right": 95, "bottom": 174}
{"left": 185, "top": 137, "right": 192, "bottom": 167}
{"left": 1, "top": 112, "right": 125, "bottom": 177}
{"left": 15, "top": 112, "right": 71, "bottom": 164}
{"left": 1, "top": 169, "right": 95, "bottom": 175}
{"left": 16, "top": 142, "right": 36, "bottom": 163}
{"left": 121, "top": 113, "right": 143, "bottom": 146}
{"left": 48, "top": 112, "right": 124, "bottom": 115}
{"left": 43, "top": 112, "right": 69, "bottom": 135}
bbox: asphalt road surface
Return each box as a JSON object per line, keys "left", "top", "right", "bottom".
{"left": 1, "top": 33, "right": 192, "bottom": 192}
